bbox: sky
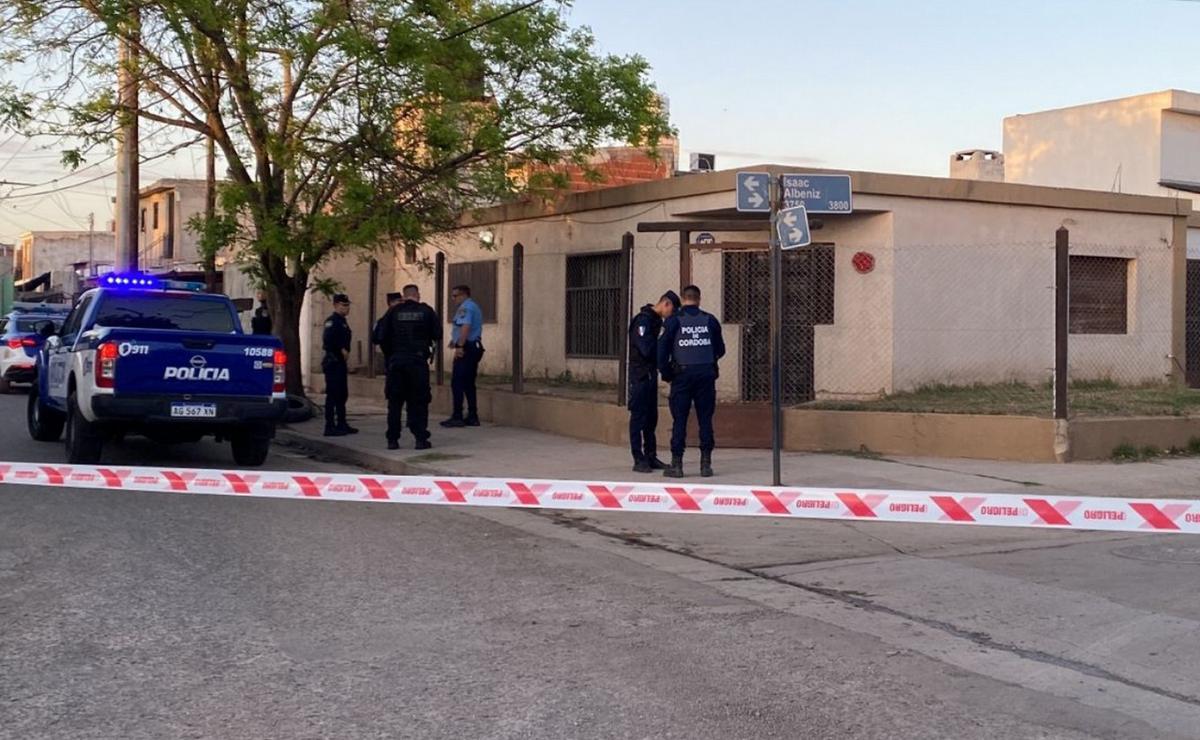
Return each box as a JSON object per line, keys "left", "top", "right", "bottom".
{"left": 3, "top": 0, "right": 1200, "bottom": 243}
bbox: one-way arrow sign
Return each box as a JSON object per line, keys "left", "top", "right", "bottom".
{"left": 777, "top": 205, "right": 811, "bottom": 250}
{"left": 736, "top": 171, "right": 770, "bottom": 213}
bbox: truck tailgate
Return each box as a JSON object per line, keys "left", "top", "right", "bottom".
{"left": 105, "top": 330, "right": 280, "bottom": 397}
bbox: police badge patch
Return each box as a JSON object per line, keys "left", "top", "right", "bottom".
{"left": 638, "top": 325, "right": 645, "bottom": 337}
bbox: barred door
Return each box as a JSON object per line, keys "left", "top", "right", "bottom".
{"left": 723, "top": 246, "right": 835, "bottom": 403}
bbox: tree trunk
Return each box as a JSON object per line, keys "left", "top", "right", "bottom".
{"left": 267, "top": 268, "right": 308, "bottom": 397}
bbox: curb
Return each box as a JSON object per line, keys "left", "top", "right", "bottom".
{"left": 275, "top": 427, "right": 453, "bottom": 477}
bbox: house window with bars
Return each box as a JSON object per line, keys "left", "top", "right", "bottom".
{"left": 565, "top": 252, "right": 623, "bottom": 358}
{"left": 1070, "top": 256, "right": 1129, "bottom": 335}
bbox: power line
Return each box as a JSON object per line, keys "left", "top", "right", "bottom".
{"left": 0, "top": 136, "right": 204, "bottom": 201}
{"left": 441, "top": 0, "right": 547, "bottom": 41}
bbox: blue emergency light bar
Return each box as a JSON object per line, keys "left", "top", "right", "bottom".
{"left": 100, "top": 274, "right": 206, "bottom": 292}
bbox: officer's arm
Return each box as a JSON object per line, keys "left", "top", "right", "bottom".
{"left": 657, "top": 319, "right": 676, "bottom": 380}
{"left": 711, "top": 317, "right": 727, "bottom": 361}
{"left": 633, "top": 317, "right": 655, "bottom": 361}
{"left": 429, "top": 307, "right": 443, "bottom": 343}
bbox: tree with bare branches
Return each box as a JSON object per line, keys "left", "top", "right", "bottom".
{"left": 0, "top": 0, "right": 671, "bottom": 394}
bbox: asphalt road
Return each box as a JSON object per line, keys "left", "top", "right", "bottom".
{"left": 2, "top": 390, "right": 1200, "bottom": 739}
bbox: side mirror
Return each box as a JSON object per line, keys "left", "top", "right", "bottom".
{"left": 38, "top": 322, "right": 56, "bottom": 339}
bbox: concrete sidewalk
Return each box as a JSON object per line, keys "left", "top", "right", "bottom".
{"left": 279, "top": 396, "right": 1200, "bottom": 500}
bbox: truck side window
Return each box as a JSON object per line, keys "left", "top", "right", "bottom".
{"left": 60, "top": 296, "right": 93, "bottom": 342}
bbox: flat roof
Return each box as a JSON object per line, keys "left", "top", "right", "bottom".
{"left": 466, "top": 165, "right": 1193, "bottom": 226}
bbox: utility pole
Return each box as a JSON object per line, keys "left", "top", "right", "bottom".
{"left": 114, "top": 10, "right": 140, "bottom": 273}
{"left": 87, "top": 212, "right": 95, "bottom": 278}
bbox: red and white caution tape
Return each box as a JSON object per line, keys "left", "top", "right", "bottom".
{"left": 1, "top": 461, "right": 1198, "bottom": 534}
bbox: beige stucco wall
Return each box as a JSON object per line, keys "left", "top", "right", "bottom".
{"left": 311, "top": 172, "right": 1185, "bottom": 399}
{"left": 891, "top": 199, "right": 1175, "bottom": 389}
{"left": 1004, "top": 91, "right": 1170, "bottom": 195}
{"left": 138, "top": 182, "right": 208, "bottom": 269}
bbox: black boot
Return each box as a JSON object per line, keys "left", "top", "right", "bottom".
{"left": 648, "top": 456, "right": 669, "bottom": 470}
{"left": 663, "top": 455, "right": 684, "bottom": 479}
{"left": 632, "top": 459, "right": 653, "bottom": 474}
{"left": 700, "top": 451, "right": 714, "bottom": 478}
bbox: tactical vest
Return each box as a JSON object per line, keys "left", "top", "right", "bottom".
{"left": 389, "top": 302, "right": 433, "bottom": 360}
{"left": 673, "top": 311, "right": 715, "bottom": 366}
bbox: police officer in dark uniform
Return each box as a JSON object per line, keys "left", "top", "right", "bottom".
{"left": 378, "top": 284, "right": 441, "bottom": 450}
{"left": 628, "top": 290, "right": 679, "bottom": 473}
{"left": 322, "top": 294, "right": 357, "bottom": 437}
{"left": 250, "top": 291, "right": 273, "bottom": 335}
{"left": 373, "top": 291, "right": 404, "bottom": 399}
{"left": 658, "top": 284, "right": 725, "bottom": 478}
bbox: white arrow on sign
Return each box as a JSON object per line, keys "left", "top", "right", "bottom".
{"left": 781, "top": 210, "right": 798, "bottom": 228}
{"left": 789, "top": 228, "right": 804, "bottom": 242}
{"left": 747, "top": 191, "right": 764, "bottom": 208}
{"left": 744, "top": 176, "right": 762, "bottom": 191}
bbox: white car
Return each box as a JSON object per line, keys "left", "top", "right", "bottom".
{"left": 0, "top": 305, "right": 69, "bottom": 393}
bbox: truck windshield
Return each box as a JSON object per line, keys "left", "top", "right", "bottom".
{"left": 93, "top": 294, "right": 236, "bottom": 333}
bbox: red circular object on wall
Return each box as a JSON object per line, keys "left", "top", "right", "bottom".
{"left": 852, "top": 251, "right": 875, "bottom": 274}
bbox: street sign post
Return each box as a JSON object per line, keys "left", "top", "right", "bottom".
{"left": 736, "top": 171, "right": 771, "bottom": 213}
{"left": 777, "top": 205, "right": 811, "bottom": 250}
{"left": 781, "top": 173, "right": 853, "bottom": 214}
{"left": 734, "top": 172, "right": 853, "bottom": 486}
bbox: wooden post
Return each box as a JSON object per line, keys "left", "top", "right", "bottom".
{"left": 1055, "top": 227, "right": 1069, "bottom": 420}
{"left": 617, "top": 233, "right": 633, "bottom": 407}
{"left": 512, "top": 243, "right": 524, "bottom": 394}
{"left": 435, "top": 252, "right": 446, "bottom": 386}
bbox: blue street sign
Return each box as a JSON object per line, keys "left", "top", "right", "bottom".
{"left": 777, "top": 205, "right": 811, "bottom": 250}
{"left": 736, "top": 171, "right": 771, "bottom": 213}
{"left": 781, "top": 174, "right": 853, "bottom": 214}
{"left": 695, "top": 232, "right": 716, "bottom": 245}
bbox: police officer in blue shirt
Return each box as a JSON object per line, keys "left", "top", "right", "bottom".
{"left": 441, "top": 284, "right": 485, "bottom": 428}
{"left": 322, "top": 294, "right": 357, "bottom": 437}
{"left": 658, "top": 284, "right": 725, "bottom": 478}
{"left": 628, "top": 290, "right": 679, "bottom": 473}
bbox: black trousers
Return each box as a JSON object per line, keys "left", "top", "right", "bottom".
{"left": 669, "top": 370, "right": 717, "bottom": 458}
{"left": 387, "top": 360, "right": 432, "bottom": 443}
{"left": 628, "top": 376, "right": 659, "bottom": 463}
{"left": 323, "top": 359, "right": 348, "bottom": 429}
{"left": 450, "top": 342, "right": 484, "bottom": 420}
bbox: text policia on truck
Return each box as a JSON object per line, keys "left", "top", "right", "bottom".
{"left": 26, "top": 274, "right": 288, "bottom": 466}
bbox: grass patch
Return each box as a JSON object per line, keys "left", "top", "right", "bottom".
{"left": 811, "top": 381, "right": 1200, "bottom": 418}
{"left": 1111, "top": 437, "right": 1200, "bottom": 463}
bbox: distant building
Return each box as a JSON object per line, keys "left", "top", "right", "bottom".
{"left": 16, "top": 230, "right": 116, "bottom": 295}
{"left": 137, "top": 178, "right": 211, "bottom": 270}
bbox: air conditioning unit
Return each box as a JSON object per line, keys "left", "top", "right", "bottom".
{"left": 690, "top": 153, "right": 716, "bottom": 172}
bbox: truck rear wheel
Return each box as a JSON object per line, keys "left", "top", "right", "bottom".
{"left": 65, "top": 392, "right": 103, "bottom": 464}
{"left": 27, "top": 386, "right": 65, "bottom": 442}
{"left": 230, "top": 434, "right": 271, "bottom": 467}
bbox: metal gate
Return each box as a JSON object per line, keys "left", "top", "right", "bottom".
{"left": 723, "top": 245, "right": 835, "bottom": 403}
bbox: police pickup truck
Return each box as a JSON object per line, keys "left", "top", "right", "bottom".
{"left": 26, "top": 275, "right": 288, "bottom": 465}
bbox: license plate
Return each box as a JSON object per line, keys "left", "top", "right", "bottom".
{"left": 170, "top": 403, "right": 217, "bottom": 418}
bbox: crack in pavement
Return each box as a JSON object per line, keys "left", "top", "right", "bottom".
{"left": 536, "top": 510, "right": 1200, "bottom": 711}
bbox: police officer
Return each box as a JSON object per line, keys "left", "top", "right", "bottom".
{"left": 441, "top": 284, "right": 484, "bottom": 428}
{"left": 373, "top": 291, "right": 404, "bottom": 398}
{"left": 322, "top": 294, "right": 357, "bottom": 437}
{"left": 628, "top": 290, "right": 679, "bottom": 473}
{"left": 379, "top": 285, "right": 441, "bottom": 450}
{"left": 658, "top": 284, "right": 725, "bottom": 478}
{"left": 250, "top": 291, "right": 273, "bottom": 335}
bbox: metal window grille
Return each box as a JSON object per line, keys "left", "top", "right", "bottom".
{"left": 447, "top": 260, "right": 498, "bottom": 323}
{"left": 1069, "top": 255, "right": 1128, "bottom": 335}
{"left": 566, "top": 251, "right": 623, "bottom": 358}
{"left": 1188, "top": 260, "right": 1200, "bottom": 387}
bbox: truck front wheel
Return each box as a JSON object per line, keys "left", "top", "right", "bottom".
{"left": 65, "top": 392, "right": 103, "bottom": 464}
{"left": 27, "top": 386, "right": 65, "bottom": 442}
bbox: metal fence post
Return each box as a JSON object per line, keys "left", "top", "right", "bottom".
{"left": 617, "top": 233, "right": 633, "bottom": 407}
{"left": 435, "top": 251, "right": 446, "bottom": 386}
{"left": 512, "top": 243, "right": 524, "bottom": 394}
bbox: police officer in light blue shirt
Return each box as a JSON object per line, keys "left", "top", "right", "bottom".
{"left": 441, "top": 284, "right": 485, "bottom": 427}
{"left": 658, "top": 284, "right": 725, "bottom": 478}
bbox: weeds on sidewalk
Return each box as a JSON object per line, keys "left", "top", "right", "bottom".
{"left": 1111, "top": 437, "right": 1200, "bottom": 463}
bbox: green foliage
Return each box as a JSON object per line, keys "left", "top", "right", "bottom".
{"left": 0, "top": 0, "right": 671, "bottom": 392}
